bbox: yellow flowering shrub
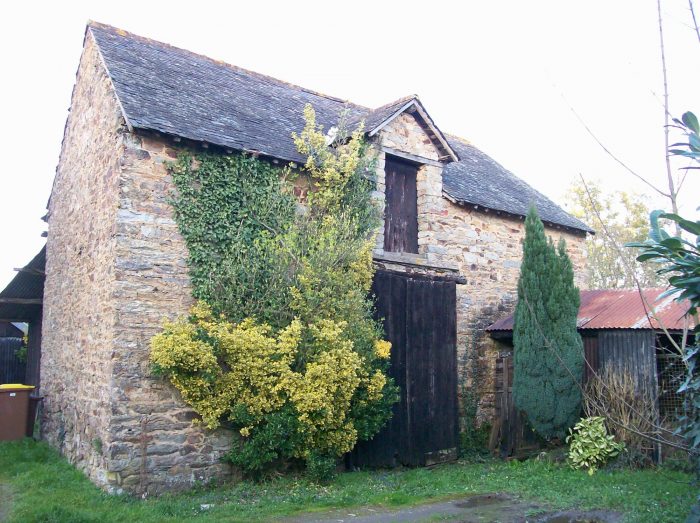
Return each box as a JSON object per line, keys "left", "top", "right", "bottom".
{"left": 150, "top": 305, "right": 394, "bottom": 463}
{"left": 292, "top": 104, "right": 365, "bottom": 214}
{"left": 150, "top": 318, "right": 218, "bottom": 375}
{"left": 289, "top": 346, "right": 361, "bottom": 457}
{"left": 365, "top": 370, "right": 388, "bottom": 401}
{"left": 374, "top": 340, "right": 392, "bottom": 359}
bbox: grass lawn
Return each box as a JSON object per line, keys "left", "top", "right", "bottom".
{"left": 0, "top": 439, "right": 696, "bottom": 522}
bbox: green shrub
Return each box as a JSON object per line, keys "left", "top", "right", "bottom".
{"left": 513, "top": 206, "right": 584, "bottom": 440}
{"left": 566, "top": 416, "right": 625, "bottom": 474}
{"left": 15, "top": 345, "right": 27, "bottom": 363}
{"left": 306, "top": 452, "right": 338, "bottom": 483}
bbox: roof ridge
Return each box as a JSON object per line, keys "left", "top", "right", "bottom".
{"left": 445, "top": 132, "right": 472, "bottom": 146}
{"left": 371, "top": 94, "right": 417, "bottom": 111}
{"left": 87, "top": 20, "right": 369, "bottom": 110}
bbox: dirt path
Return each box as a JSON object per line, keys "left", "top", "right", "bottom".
{"left": 0, "top": 483, "right": 12, "bottom": 523}
{"left": 283, "top": 493, "right": 622, "bottom": 523}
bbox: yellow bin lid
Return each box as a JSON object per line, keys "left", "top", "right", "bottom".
{"left": 0, "top": 384, "right": 35, "bottom": 390}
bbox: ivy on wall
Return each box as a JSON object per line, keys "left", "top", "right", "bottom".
{"left": 151, "top": 105, "right": 398, "bottom": 480}
{"left": 168, "top": 152, "right": 296, "bottom": 326}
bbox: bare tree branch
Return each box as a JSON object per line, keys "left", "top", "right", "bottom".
{"left": 565, "top": 103, "right": 670, "bottom": 198}
{"left": 676, "top": 161, "right": 693, "bottom": 192}
{"left": 690, "top": 0, "right": 700, "bottom": 45}
{"left": 658, "top": 0, "right": 683, "bottom": 236}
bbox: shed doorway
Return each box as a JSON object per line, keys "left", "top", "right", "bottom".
{"left": 348, "top": 270, "right": 459, "bottom": 468}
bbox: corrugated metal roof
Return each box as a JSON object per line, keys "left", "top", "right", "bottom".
{"left": 487, "top": 288, "right": 695, "bottom": 332}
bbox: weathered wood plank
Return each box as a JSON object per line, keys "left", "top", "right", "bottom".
{"left": 349, "top": 271, "right": 458, "bottom": 468}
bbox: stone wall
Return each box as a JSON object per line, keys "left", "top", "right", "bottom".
{"left": 41, "top": 32, "right": 123, "bottom": 487}
{"left": 107, "top": 133, "right": 233, "bottom": 494}
{"left": 432, "top": 204, "right": 586, "bottom": 419}
{"left": 42, "top": 32, "right": 232, "bottom": 495}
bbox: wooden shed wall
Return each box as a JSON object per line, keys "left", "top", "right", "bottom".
{"left": 597, "top": 330, "right": 658, "bottom": 393}
{"left": 492, "top": 328, "right": 661, "bottom": 456}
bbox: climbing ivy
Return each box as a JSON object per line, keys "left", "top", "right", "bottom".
{"left": 152, "top": 105, "right": 398, "bottom": 479}
{"left": 168, "top": 153, "right": 296, "bottom": 326}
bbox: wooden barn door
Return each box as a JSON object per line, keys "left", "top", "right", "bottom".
{"left": 348, "top": 270, "right": 459, "bottom": 468}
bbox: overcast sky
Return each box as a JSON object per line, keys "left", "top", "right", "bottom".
{"left": 1, "top": 0, "right": 698, "bottom": 288}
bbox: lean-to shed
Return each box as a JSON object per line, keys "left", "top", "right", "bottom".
{"left": 487, "top": 288, "right": 695, "bottom": 448}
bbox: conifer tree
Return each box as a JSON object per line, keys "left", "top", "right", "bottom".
{"left": 512, "top": 206, "right": 583, "bottom": 439}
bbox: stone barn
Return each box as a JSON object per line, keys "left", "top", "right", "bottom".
{"left": 37, "top": 22, "right": 591, "bottom": 493}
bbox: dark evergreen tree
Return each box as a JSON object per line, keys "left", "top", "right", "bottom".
{"left": 513, "top": 206, "right": 583, "bottom": 439}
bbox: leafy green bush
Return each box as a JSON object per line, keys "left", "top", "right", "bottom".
{"left": 629, "top": 110, "right": 700, "bottom": 519}
{"left": 168, "top": 152, "right": 297, "bottom": 327}
{"left": 306, "top": 452, "right": 338, "bottom": 483}
{"left": 630, "top": 112, "right": 700, "bottom": 458}
{"left": 566, "top": 416, "right": 625, "bottom": 475}
{"left": 15, "top": 345, "right": 27, "bottom": 363}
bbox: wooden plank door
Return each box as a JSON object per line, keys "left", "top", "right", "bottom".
{"left": 582, "top": 335, "right": 599, "bottom": 385}
{"left": 348, "top": 270, "right": 458, "bottom": 468}
{"left": 384, "top": 157, "right": 418, "bottom": 254}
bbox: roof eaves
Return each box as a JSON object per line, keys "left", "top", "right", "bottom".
{"left": 410, "top": 101, "right": 460, "bottom": 163}
{"left": 442, "top": 189, "right": 592, "bottom": 236}
{"left": 0, "top": 246, "right": 46, "bottom": 321}
{"left": 131, "top": 127, "right": 303, "bottom": 166}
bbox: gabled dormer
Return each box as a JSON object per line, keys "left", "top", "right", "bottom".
{"left": 366, "top": 96, "right": 457, "bottom": 260}
{"left": 364, "top": 95, "right": 458, "bottom": 164}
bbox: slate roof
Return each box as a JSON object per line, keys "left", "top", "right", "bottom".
{"left": 486, "top": 288, "right": 695, "bottom": 332}
{"left": 443, "top": 137, "right": 592, "bottom": 232}
{"left": 88, "top": 22, "right": 590, "bottom": 234}
{"left": 90, "top": 23, "right": 364, "bottom": 164}
{"left": 355, "top": 95, "right": 416, "bottom": 132}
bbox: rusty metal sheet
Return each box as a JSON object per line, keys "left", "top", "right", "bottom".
{"left": 487, "top": 288, "right": 694, "bottom": 332}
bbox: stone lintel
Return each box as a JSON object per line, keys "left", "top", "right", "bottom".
{"left": 372, "top": 250, "right": 465, "bottom": 283}
{"left": 381, "top": 146, "right": 444, "bottom": 167}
